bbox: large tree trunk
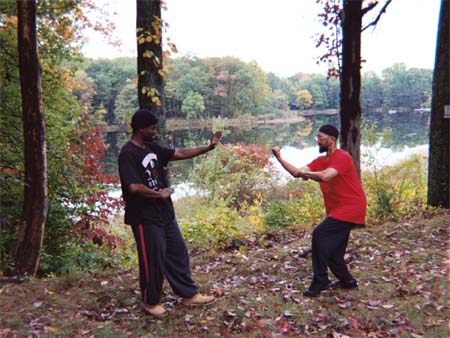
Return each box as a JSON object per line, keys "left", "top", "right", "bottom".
{"left": 15, "top": 0, "right": 48, "bottom": 276}
{"left": 136, "top": 0, "right": 165, "bottom": 125}
{"left": 427, "top": 0, "right": 450, "bottom": 208}
{"left": 339, "top": 0, "right": 363, "bottom": 178}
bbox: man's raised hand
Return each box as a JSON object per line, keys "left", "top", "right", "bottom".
{"left": 210, "top": 130, "right": 222, "bottom": 149}
{"left": 272, "top": 146, "right": 281, "bottom": 159}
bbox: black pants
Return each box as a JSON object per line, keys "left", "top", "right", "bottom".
{"left": 131, "top": 219, "right": 198, "bottom": 305}
{"left": 309, "top": 217, "right": 355, "bottom": 290}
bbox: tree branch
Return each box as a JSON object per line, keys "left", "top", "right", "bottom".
{"left": 362, "top": 0, "right": 392, "bottom": 32}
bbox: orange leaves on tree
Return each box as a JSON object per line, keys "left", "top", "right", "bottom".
{"left": 224, "top": 143, "right": 271, "bottom": 171}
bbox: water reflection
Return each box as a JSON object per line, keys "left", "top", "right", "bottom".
{"left": 104, "top": 110, "right": 430, "bottom": 188}
{"left": 164, "top": 110, "right": 429, "bottom": 152}
{"left": 273, "top": 143, "right": 428, "bottom": 178}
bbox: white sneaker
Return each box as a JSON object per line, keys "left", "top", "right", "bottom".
{"left": 143, "top": 304, "right": 167, "bottom": 318}
{"left": 182, "top": 293, "right": 215, "bottom": 307}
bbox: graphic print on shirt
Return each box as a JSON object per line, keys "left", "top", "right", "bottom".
{"left": 142, "top": 153, "right": 161, "bottom": 190}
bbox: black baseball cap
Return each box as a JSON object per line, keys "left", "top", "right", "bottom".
{"left": 318, "top": 124, "right": 339, "bottom": 139}
{"left": 131, "top": 109, "right": 158, "bottom": 130}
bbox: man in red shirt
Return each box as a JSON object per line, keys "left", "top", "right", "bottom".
{"left": 272, "top": 124, "right": 366, "bottom": 297}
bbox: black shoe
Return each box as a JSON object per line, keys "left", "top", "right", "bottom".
{"left": 328, "top": 278, "right": 358, "bottom": 290}
{"left": 303, "top": 282, "right": 330, "bottom": 297}
{"left": 303, "top": 289, "right": 321, "bottom": 297}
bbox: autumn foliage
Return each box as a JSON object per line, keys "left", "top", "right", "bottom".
{"left": 192, "top": 143, "right": 273, "bottom": 208}
{"left": 65, "top": 112, "right": 122, "bottom": 250}
{"left": 0, "top": 0, "right": 121, "bottom": 274}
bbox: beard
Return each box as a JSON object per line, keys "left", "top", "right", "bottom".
{"left": 144, "top": 134, "right": 158, "bottom": 142}
{"left": 319, "top": 146, "right": 328, "bottom": 153}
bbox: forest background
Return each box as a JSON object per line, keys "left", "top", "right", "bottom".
{"left": 0, "top": 0, "right": 440, "bottom": 278}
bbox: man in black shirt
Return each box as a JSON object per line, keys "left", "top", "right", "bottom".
{"left": 118, "top": 108, "right": 221, "bottom": 318}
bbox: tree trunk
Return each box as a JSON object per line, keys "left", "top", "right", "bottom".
{"left": 15, "top": 0, "right": 48, "bottom": 276}
{"left": 427, "top": 0, "right": 450, "bottom": 208}
{"left": 339, "top": 0, "right": 363, "bottom": 178}
{"left": 136, "top": 0, "right": 165, "bottom": 125}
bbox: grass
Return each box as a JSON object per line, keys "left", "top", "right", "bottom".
{"left": 1, "top": 210, "right": 448, "bottom": 337}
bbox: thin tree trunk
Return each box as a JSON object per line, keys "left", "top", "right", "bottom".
{"left": 427, "top": 0, "right": 450, "bottom": 208}
{"left": 15, "top": 0, "right": 48, "bottom": 276}
{"left": 339, "top": 0, "right": 363, "bottom": 178}
{"left": 136, "top": 0, "right": 165, "bottom": 125}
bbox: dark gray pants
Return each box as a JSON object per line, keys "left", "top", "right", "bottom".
{"left": 310, "top": 217, "right": 355, "bottom": 290}
{"left": 131, "top": 219, "right": 198, "bottom": 305}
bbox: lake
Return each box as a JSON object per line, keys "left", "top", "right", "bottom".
{"left": 105, "top": 110, "right": 430, "bottom": 200}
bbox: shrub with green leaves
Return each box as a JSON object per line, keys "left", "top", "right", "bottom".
{"left": 264, "top": 180, "right": 324, "bottom": 229}
{"left": 361, "top": 121, "right": 428, "bottom": 223}
{"left": 179, "top": 198, "right": 242, "bottom": 250}
{"left": 190, "top": 143, "right": 275, "bottom": 209}
{"left": 363, "top": 155, "right": 427, "bottom": 223}
{"left": 178, "top": 195, "right": 266, "bottom": 250}
{"left": 176, "top": 144, "right": 273, "bottom": 249}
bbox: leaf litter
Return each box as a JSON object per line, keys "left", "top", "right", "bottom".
{"left": 0, "top": 210, "right": 448, "bottom": 337}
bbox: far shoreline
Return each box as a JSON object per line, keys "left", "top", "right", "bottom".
{"left": 166, "top": 109, "right": 338, "bottom": 130}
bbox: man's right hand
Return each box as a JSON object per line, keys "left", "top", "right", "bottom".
{"left": 272, "top": 146, "right": 281, "bottom": 159}
{"left": 159, "top": 187, "right": 175, "bottom": 199}
{"left": 209, "top": 130, "right": 222, "bottom": 149}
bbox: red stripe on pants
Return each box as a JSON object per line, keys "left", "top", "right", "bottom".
{"left": 138, "top": 224, "right": 150, "bottom": 304}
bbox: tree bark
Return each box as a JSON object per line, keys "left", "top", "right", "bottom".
{"left": 427, "top": 0, "right": 450, "bottom": 208}
{"left": 15, "top": 0, "right": 48, "bottom": 276}
{"left": 136, "top": 0, "right": 165, "bottom": 125}
{"left": 339, "top": 0, "right": 363, "bottom": 178}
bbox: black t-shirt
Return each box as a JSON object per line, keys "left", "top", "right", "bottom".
{"left": 118, "top": 141, "right": 175, "bottom": 225}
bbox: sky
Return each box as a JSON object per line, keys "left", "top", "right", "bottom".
{"left": 82, "top": 0, "right": 441, "bottom": 78}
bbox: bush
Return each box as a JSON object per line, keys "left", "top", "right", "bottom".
{"left": 263, "top": 180, "right": 324, "bottom": 229}
{"left": 361, "top": 122, "right": 428, "bottom": 223}
{"left": 191, "top": 143, "right": 275, "bottom": 209}
{"left": 179, "top": 198, "right": 241, "bottom": 250}
{"left": 39, "top": 213, "right": 136, "bottom": 275}
{"left": 177, "top": 144, "right": 275, "bottom": 250}
{"left": 179, "top": 197, "right": 264, "bottom": 250}
{"left": 364, "top": 155, "right": 428, "bottom": 223}
{"left": 39, "top": 240, "right": 128, "bottom": 276}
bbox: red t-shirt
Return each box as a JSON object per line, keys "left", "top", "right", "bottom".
{"left": 307, "top": 149, "right": 366, "bottom": 225}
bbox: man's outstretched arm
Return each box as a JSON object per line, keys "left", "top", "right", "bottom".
{"left": 272, "top": 146, "right": 309, "bottom": 179}
{"left": 171, "top": 131, "right": 222, "bottom": 161}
